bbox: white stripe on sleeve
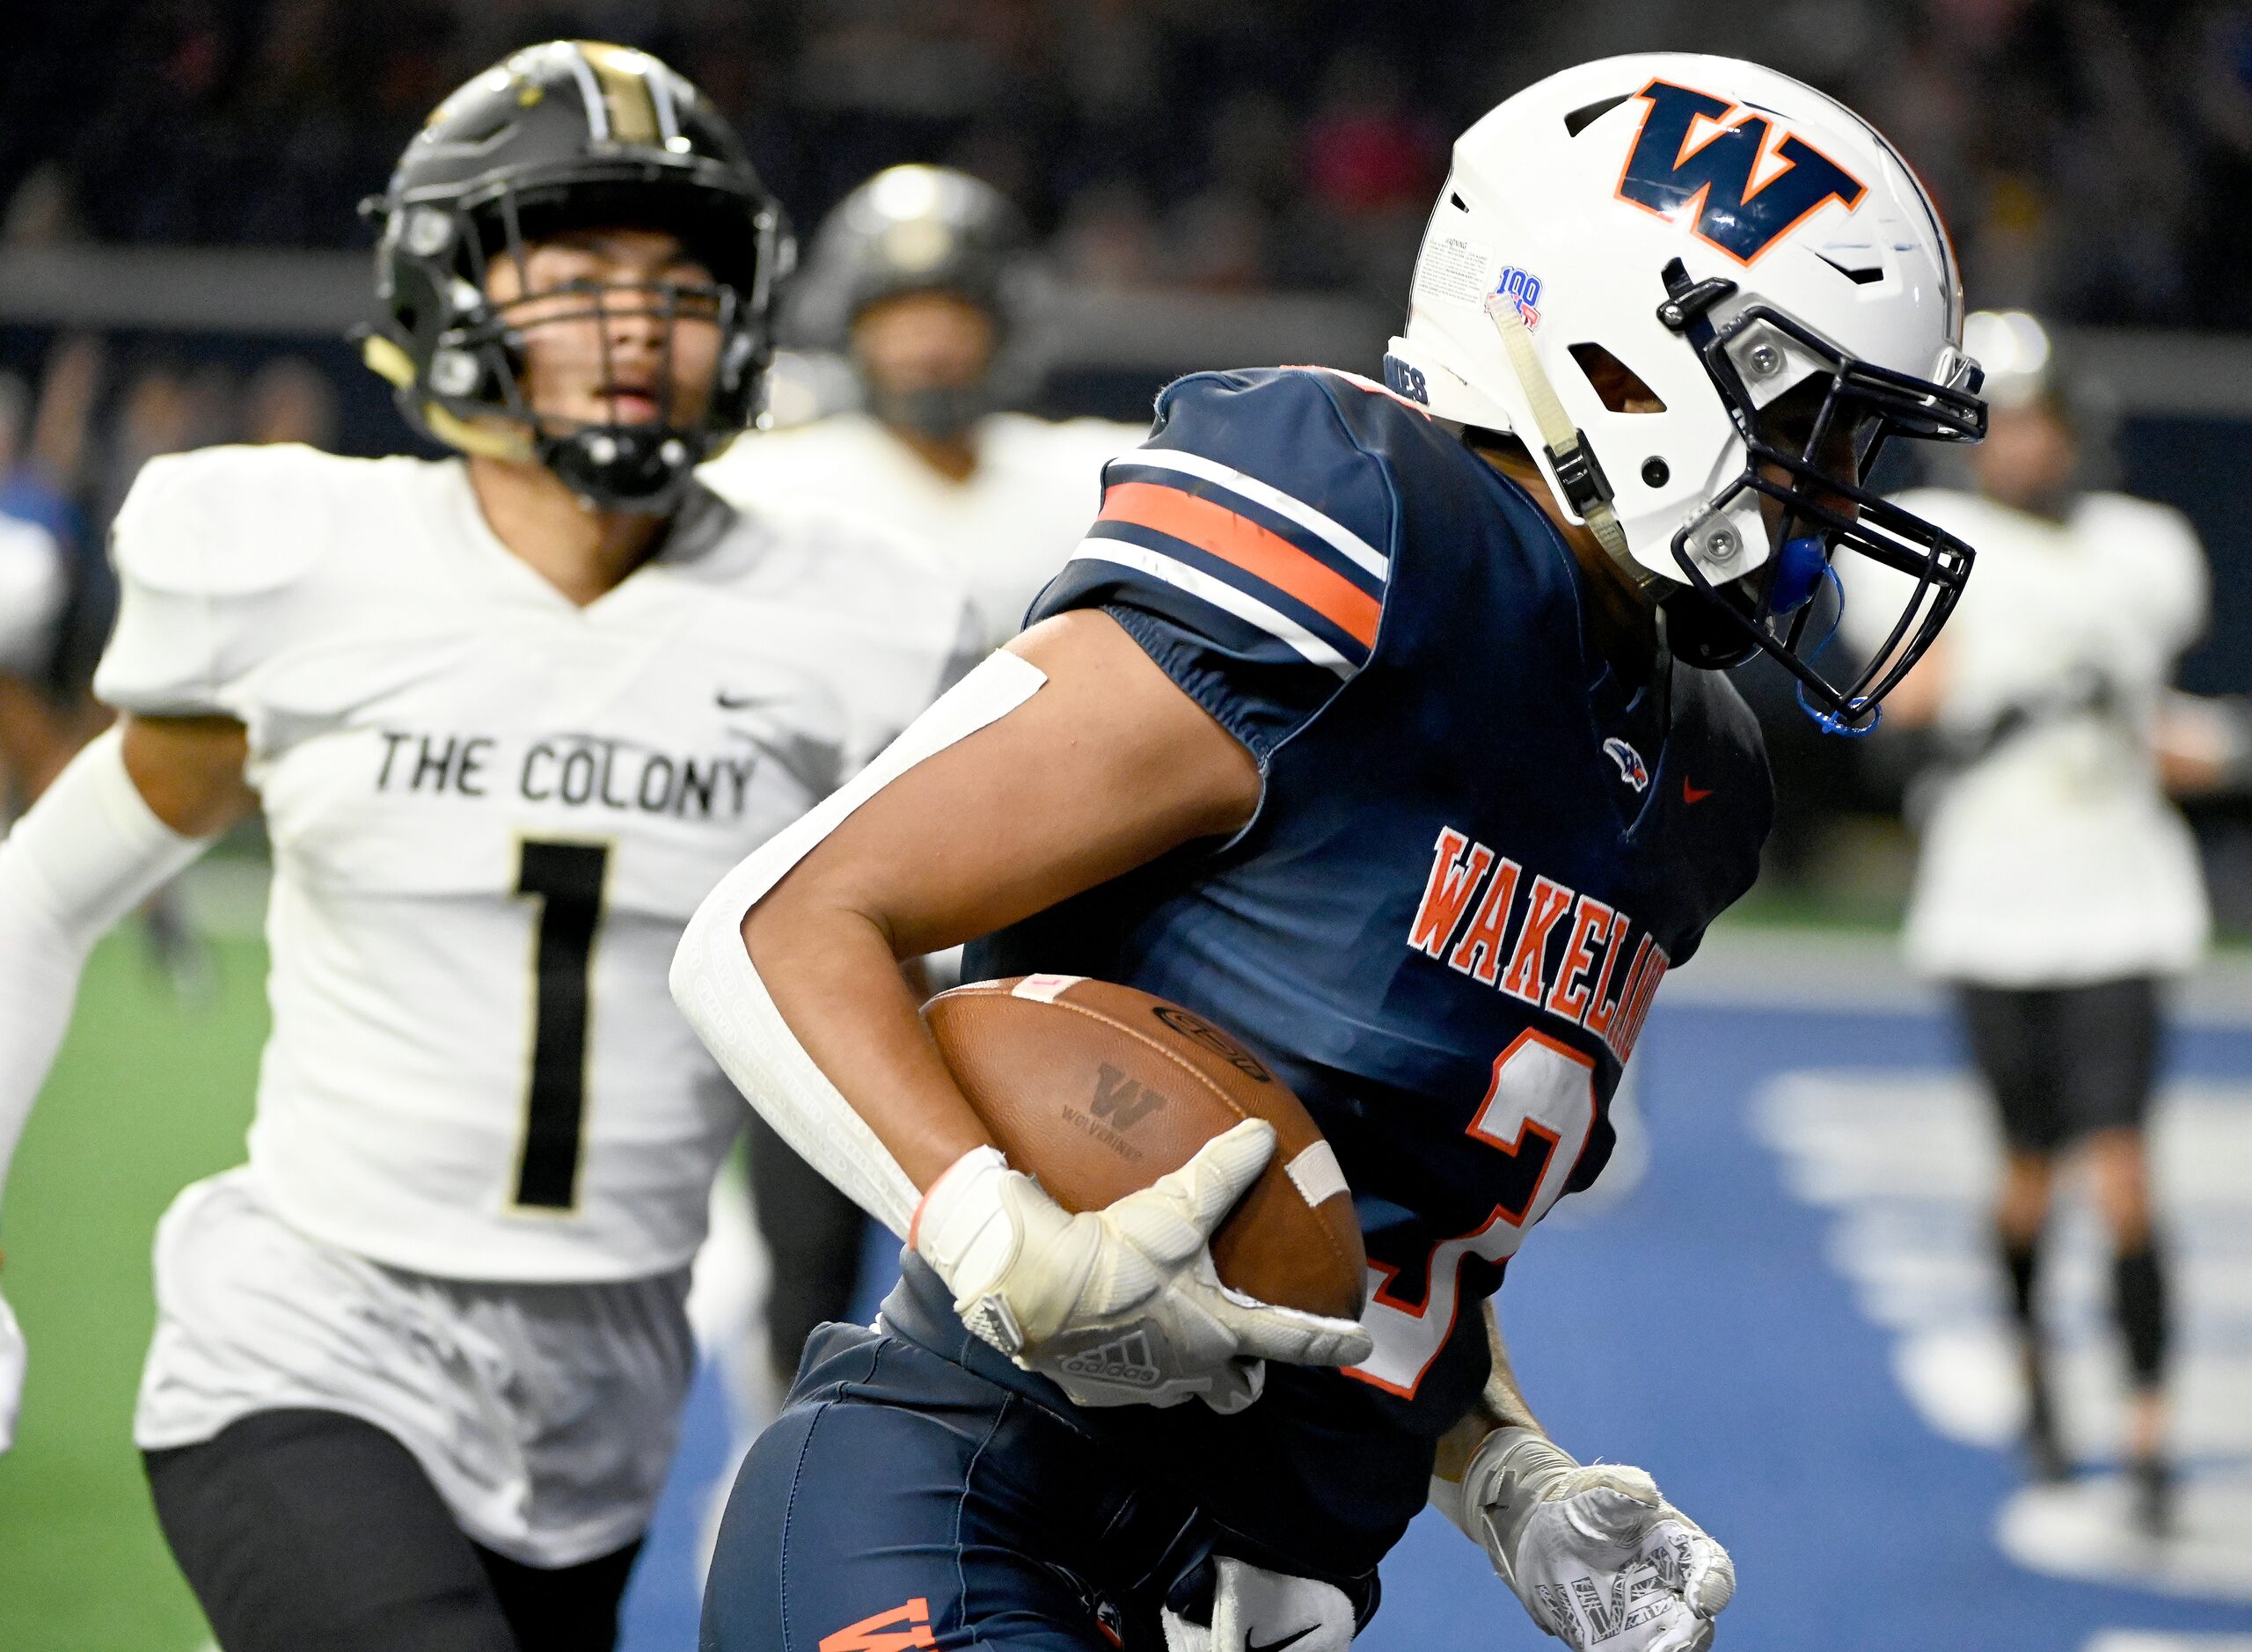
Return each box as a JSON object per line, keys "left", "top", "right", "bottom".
{"left": 1067, "top": 541, "right": 1356, "bottom": 679}
{"left": 1121, "top": 450, "right": 1389, "bottom": 580}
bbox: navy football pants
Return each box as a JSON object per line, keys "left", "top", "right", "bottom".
{"left": 701, "top": 1319, "right": 1213, "bottom": 1651}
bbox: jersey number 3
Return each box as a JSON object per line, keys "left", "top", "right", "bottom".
{"left": 1347, "top": 1030, "right": 1597, "bottom": 1398}
{"left": 513, "top": 839, "right": 610, "bottom": 1210}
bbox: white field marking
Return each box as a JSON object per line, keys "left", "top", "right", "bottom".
{"left": 1753, "top": 1069, "right": 2252, "bottom": 1600}
{"left": 2085, "top": 1634, "right": 2252, "bottom": 1651}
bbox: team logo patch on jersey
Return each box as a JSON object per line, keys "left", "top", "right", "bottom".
{"left": 1603, "top": 736, "right": 1650, "bottom": 792}
{"left": 1494, "top": 265, "right": 1543, "bottom": 327}
{"left": 1615, "top": 78, "right": 1867, "bottom": 264}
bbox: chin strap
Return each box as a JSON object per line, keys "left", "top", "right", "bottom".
{"left": 1482, "top": 294, "right": 1656, "bottom": 594}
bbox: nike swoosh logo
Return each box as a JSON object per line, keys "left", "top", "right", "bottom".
{"left": 1247, "top": 1630, "right": 1318, "bottom": 1652}
{"left": 715, "top": 690, "right": 779, "bottom": 711}
{"left": 1683, "top": 779, "right": 1714, "bottom": 805}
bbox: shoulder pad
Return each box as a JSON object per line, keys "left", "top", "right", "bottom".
{"left": 735, "top": 493, "right": 961, "bottom": 588}
{"left": 1128, "top": 368, "right": 1400, "bottom": 574}
{"left": 1035, "top": 367, "right": 1399, "bottom": 691}
{"left": 2080, "top": 491, "right": 2197, "bottom": 544}
{"left": 111, "top": 444, "right": 355, "bottom": 597}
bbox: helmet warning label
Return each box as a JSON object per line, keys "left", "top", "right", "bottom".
{"left": 1414, "top": 235, "right": 1494, "bottom": 306}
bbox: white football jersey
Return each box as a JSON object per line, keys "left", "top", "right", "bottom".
{"left": 702, "top": 409, "right": 1144, "bottom": 650}
{"left": 1868, "top": 487, "right": 2211, "bottom": 985}
{"left": 95, "top": 444, "right": 975, "bottom": 1281}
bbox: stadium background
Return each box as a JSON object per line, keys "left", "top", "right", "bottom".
{"left": 3, "top": 2, "right": 2251, "bottom": 1648}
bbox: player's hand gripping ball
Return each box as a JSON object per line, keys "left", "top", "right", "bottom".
{"left": 913, "top": 976, "right": 1371, "bottom": 1412}
{"left": 1440, "top": 1428, "right": 1735, "bottom": 1652}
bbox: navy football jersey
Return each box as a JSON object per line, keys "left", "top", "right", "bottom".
{"left": 953, "top": 365, "right": 1771, "bottom": 1577}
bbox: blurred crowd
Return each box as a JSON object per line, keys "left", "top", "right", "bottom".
{"left": 0, "top": 338, "right": 339, "bottom": 702}
{"left": 9, "top": 0, "right": 2252, "bottom": 916}
{"left": 8, "top": 0, "right": 2252, "bottom": 325}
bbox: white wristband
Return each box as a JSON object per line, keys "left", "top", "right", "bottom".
{"left": 1432, "top": 1426, "right": 1578, "bottom": 1588}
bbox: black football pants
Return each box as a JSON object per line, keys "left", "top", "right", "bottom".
{"left": 747, "top": 1107, "right": 870, "bottom": 1386}
{"left": 145, "top": 1407, "right": 640, "bottom": 1652}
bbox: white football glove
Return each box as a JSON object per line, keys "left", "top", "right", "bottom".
{"left": 1160, "top": 1556, "right": 1357, "bottom": 1652}
{"left": 1434, "top": 1427, "right": 1735, "bottom": 1652}
{"left": 0, "top": 1283, "right": 23, "bottom": 1454}
{"left": 910, "top": 1120, "right": 1371, "bottom": 1411}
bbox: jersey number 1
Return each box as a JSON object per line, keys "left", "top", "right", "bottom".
{"left": 514, "top": 840, "right": 609, "bottom": 1210}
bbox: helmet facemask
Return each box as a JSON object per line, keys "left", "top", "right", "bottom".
{"left": 383, "top": 179, "right": 780, "bottom": 514}
{"left": 1656, "top": 260, "right": 1985, "bottom": 727}
{"left": 363, "top": 40, "right": 791, "bottom": 517}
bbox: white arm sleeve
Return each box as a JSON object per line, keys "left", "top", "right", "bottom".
{"left": 670, "top": 649, "right": 1048, "bottom": 1236}
{"left": 0, "top": 729, "right": 211, "bottom": 1210}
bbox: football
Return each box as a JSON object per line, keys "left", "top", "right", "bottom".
{"left": 921, "top": 974, "right": 1366, "bottom": 1321}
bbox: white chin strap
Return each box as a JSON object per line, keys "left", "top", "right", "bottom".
{"left": 1481, "top": 295, "right": 1655, "bottom": 593}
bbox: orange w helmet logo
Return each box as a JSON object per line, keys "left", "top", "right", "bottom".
{"left": 1615, "top": 79, "right": 1866, "bottom": 264}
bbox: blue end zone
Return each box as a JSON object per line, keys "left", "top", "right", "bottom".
{"left": 625, "top": 1000, "right": 2252, "bottom": 1649}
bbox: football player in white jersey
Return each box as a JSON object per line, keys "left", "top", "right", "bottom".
{"left": 1864, "top": 311, "right": 2231, "bottom": 1534}
{"left": 0, "top": 41, "right": 972, "bottom": 1651}
{"left": 704, "top": 164, "right": 1146, "bottom": 653}
{"left": 699, "top": 164, "right": 1144, "bottom": 1405}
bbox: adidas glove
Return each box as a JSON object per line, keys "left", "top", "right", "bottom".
{"left": 910, "top": 1120, "right": 1371, "bottom": 1412}
{"left": 1432, "top": 1427, "right": 1735, "bottom": 1652}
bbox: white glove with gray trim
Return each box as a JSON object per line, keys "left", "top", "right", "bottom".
{"left": 1432, "top": 1427, "right": 1734, "bottom": 1652}
{"left": 910, "top": 1120, "right": 1371, "bottom": 1412}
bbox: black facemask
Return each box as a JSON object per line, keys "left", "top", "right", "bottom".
{"left": 1656, "top": 259, "right": 1985, "bottom": 733}
{"left": 868, "top": 381, "right": 991, "bottom": 446}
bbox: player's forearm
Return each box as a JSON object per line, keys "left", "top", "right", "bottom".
{"left": 1434, "top": 1298, "right": 1545, "bottom": 1482}
{"left": 0, "top": 896, "right": 90, "bottom": 1207}
{"left": 0, "top": 728, "right": 215, "bottom": 1208}
{"left": 742, "top": 894, "right": 993, "bottom": 1191}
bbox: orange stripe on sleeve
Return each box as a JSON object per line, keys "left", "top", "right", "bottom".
{"left": 1096, "top": 481, "right": 1381, "bottom": 648}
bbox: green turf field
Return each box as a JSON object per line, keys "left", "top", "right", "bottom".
{"left": 0, "top": 929, "right": 267, "bottom": 1652}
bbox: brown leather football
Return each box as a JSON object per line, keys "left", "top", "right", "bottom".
{"left": 920, "top": 974, "right": 1366, "bottom": 1321}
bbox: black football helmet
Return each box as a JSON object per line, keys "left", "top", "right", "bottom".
{"left": 361, "top": 40, "right": 793, "bottom": 512}
{"left": 806, "top": 165, "right": 1028, "bottom": 333}
{"left": 791, "top": 165, "right": 1030, "bottom": 442}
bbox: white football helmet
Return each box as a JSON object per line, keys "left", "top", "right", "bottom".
{"left": 1383, "top": 53, "right": 1985, "bottom": 728}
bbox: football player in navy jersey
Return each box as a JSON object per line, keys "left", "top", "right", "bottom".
{"left": 674, "top": 53, "right": 1985, "bottom": 1652}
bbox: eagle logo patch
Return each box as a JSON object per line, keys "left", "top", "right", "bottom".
{"left": 1603, "top": 736, "right": 1650, "bottom": 792}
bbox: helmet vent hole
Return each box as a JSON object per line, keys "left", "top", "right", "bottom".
{"left": 1568, "top": 343, "right": 1666, "bottom": 414}
{"left": 1813, "top": 251, "right": 1885, "bottom": 286}
{"left": 1562, "top": 94, "right": 1630, "bottom": 137}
